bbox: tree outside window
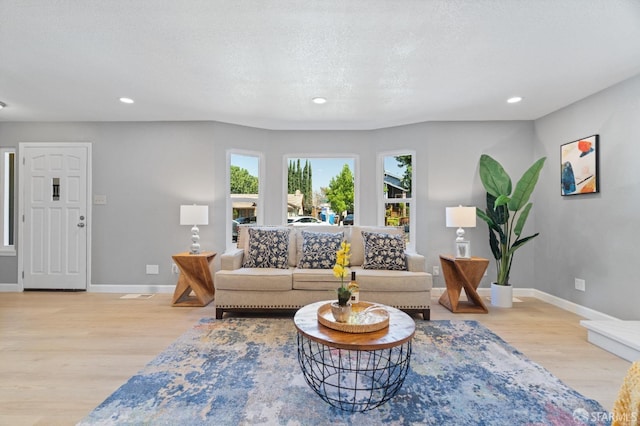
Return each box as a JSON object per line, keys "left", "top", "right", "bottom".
{"left": 286, "top": 157, "right": 355, "bottom": 225}
{"left": 229, "top": 153, "right": 260, "bottom": 245}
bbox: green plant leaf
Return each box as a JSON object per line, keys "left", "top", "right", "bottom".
{"left": 337, "top": 286, "right": 351, "bottom": 305}
{"left": 514, "top": 203, "right": 532, "bottom": 237}
{"left": 480, "top": 194, "right": 507, "bottom": 260}
{"left": 508, "top": 233, "right": 539, "bottom": 254}
{"left": 494, "top": 194, "right": 510, "bottom": 208}
{"left": 479, "top": 155, "right": 512, "bottom": 197}
{"left": 485, "top": 193, "right": 508, "bottom": 226}
{"left": 508, "top": 157, "right": 546, "bottom": 211}
{"left": 495, "top": 204, "right": 509, "bottom": 227}
{"left": 488, "top": 229, "right": 501, "bottom": 260}
{"left": 476, "top": 208, "right": 495, "bottom": 228}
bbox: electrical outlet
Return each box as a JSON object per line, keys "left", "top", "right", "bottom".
{"left": 575, "top": 278, "right": 586, "bottom": 292}
{"left": 93, "top": 194, "right": 107, "bottom": 205}
{"left": 172, "top": 263, "right": 179, "bottom": 274}
{"left": 146, "top": 264, "right": 159, "bottom": 275}
{"left": 432, "top": 266, "right": 440, "bottom": 276}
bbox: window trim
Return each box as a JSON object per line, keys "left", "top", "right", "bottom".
{"left": 377, "top": 150, "right": 416, "bottom": 252}
{"left": 227, "top": 149, "right": 263, "bottom": 250}
{"left": 283, "top": 153, "right": 359, "bottom": 226}
{"left": 0, "top": 148, "right": 16, "bottom": 256}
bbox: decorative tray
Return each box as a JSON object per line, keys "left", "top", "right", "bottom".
{"left": 317, "top": 302, "right": 390, "bottom": 333}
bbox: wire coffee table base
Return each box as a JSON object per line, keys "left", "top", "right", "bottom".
{"left": 296, "top": 333, "right": 412, "bottom": 412}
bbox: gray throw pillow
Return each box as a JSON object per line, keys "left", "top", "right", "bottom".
{"left": 362, "top": 231, "right": 407, "bottom": 270}
{"left": 242, "top": 228, "right": 291, "bottom": 269}
{"left": 298, "top": 231, "right": 344, "bottom": 269}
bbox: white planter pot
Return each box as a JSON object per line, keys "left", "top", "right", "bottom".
{"left": 491, "top": 282, "right": 513, "bottom": 308}
{"left": 330, "top": 302, "right": 352, "bottom": 322}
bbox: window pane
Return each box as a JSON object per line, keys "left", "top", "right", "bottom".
{"left": 286, "top": 157, "right": 355, "bottom": 225}
{"left": 384, "top": 155, "right": 412, "bottom": 198}
{"left": 385, "top": 202, "right": 410, "bottom": 242}
{"left": 230, "top": 154, "right": 259, "bottom": 244}
{"left": 230, "top": 154, "right": 259, "bottom": 195}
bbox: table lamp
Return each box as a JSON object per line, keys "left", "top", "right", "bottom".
{"left": 446, "top": 205, "right": 476, "bottom": 258}
{"left": 180, "top": 204, "right": 209, "bottom": 254}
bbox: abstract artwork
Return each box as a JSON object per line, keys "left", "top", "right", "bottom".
{"left": 561, "top": 134, "right": 599, "bottom": 196}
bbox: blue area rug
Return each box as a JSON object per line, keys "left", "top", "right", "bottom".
{"left": 78, "top": 318, "right": 609, "bottom": 425}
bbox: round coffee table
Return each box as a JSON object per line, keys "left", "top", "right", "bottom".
{"left": 293, "top": 301, "right": 415, "bottom": 412}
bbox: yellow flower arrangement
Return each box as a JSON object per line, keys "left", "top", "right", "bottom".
{"left": 333, "top": 240, "right": 352, "bottom": 306}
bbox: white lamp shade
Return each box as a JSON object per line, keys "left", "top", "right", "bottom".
{"left": 180, "top": 205, "right": 209, "bottom": 226}
{"left": 446, "top": 206, "right": 477, "bottom": 228}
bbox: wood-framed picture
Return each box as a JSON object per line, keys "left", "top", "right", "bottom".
{"left": 561, "top": 134, "right": 599, "bottom": 196}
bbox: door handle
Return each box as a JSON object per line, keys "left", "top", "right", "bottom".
{"left": 77, "top": 222, "right": 85, "bottom": 228}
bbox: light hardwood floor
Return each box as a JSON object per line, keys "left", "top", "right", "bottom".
{"left": 0, "top": 292, "right": 631, "bottom": 426}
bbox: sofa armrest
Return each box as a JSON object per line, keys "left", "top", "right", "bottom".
{"left": 405, "top": 252, "right": 426, "bottom": 272}
{"left": 220, "top": 248, "right": 245, "bottom": 270}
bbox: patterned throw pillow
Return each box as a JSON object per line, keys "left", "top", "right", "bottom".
{"left": 242, "top": 228, "right": 291, "bottom": 269}
{"left": 362, "top": 231, "right": 407, "bottom": 270}
{"left": 298, "top": 231, "right": 344, "bottom": 269}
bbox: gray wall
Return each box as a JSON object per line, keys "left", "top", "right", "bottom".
{"left": 533, "top": 74, "right": 640, "bottom": 320}
{"left": 1, "top": 73, "right": 638, "bottom": 319}
{"left": 0, "top": 119, "right": 535, "bottom": 292}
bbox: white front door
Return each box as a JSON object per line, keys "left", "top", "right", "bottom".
{"left": 20, "top": 144, "right": 90, "bottom": 290}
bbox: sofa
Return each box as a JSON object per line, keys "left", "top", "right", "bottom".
{"left": 214, "top": 224, "right": 432, "bottom": 320}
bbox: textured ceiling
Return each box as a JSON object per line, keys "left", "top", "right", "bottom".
{"left": 1, "top": 0, "right": 640, "bottom": 130}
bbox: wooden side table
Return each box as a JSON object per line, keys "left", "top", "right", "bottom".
{"left": 171, "top": 251, "right": 216, "bottom": 307}
{"left": 439, "top": 254, "right": 489, "bottom": 313}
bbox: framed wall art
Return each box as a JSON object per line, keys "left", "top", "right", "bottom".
{"left": 561, "top": 134, "right": 599, "bottom": 196}
{"left": 455, "top": 240, "right": 470, "bottom": 259}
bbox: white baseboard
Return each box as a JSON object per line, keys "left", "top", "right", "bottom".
{"left": 0, "top": 283, "right": 21, "bottom": 292}
{"left": 431, "top": 286, "right": 619, "bottom": 321}
{"left": 529, "top": 289, "right": 620, "bottom": 321}
{"left": 1, "top": 282, "right": 176, "bottom": 294}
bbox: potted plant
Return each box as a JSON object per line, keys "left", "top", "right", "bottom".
{"left": 476, "top": 154, "right": 546, "bottom": 307}
{"left": 331, "top": 240, "right": 352, "bottom": 322}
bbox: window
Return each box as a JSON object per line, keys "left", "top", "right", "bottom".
{"left": 228, "top": 151, "right": 262, "bottom": 247}
{"left": 379, "top": 151, "right": 415, "bottom": 251}
{"left": 285, "top": 156, "right": 356, "bottom": 225}
{"left": 1, "top": 148, "right": 16, "bottom": 255}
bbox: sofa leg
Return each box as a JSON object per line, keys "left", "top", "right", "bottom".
{"left": 215, "top": 308, "right": 223, "bottom": 320}
{"left": 422, "top": 309, "right": 430, "bottom": 321}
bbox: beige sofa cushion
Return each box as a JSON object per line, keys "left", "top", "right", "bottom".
{"left": 292, "top": 267, "right": 431, "bottom": 292}
{"left": 292, "top": 268, "right": 341, "bottom": 291}
{"left": 351, "top": 267, "right": 431, "bottom": 292}
{"left": 350, "top": 226, "right": 404, "bottom": 266}
{"left": 216, "top": 268, "right": 293, "bottom": 291}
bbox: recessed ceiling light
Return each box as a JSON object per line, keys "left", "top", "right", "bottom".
{"left": 119, "top": 97, "right": 134, "bottom": 104}
{"left": 0, "top": 101, "right": 6, "bottom": 109}
{"left": 312, "top": 97, "right": 327, "bottom": 104}
{"left": 507, "top": 96, "right": 523, "bottom": 104}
